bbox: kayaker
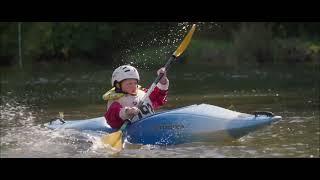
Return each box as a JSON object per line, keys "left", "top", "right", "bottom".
{"left": 102, "top": 65, "right": 169, "bottom": 129}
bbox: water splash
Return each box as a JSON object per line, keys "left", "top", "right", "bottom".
{"left": 115, "top": 22, "right": 217, "bottom": 70}
{"left": 0, "top": 96, "right": 37, "bottom": 129}
{"left": 0, "top": 97, "right": 105, "bottom": 157}
{"left": 0, "top": 97, "right": 151, "bottom": 157}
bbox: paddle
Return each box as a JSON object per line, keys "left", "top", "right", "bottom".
{"left": 101, "top": 24, "right": 196, "bottom": 151}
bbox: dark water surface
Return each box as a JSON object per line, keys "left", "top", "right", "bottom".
{"left": 1, "top": 64, "right": 319, "bottom": 158}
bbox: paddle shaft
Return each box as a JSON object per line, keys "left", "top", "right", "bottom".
{"left": 119, "top": 55, "right": 176, "bottom": 131}
{"left": 101, "top": 24, "right": 195, "bottom": 151}
{"left": 138, "top": 55, "right": 175, "bottom": 106}
{"left": 117, "top": 24, "right": 196, "bottom": 131}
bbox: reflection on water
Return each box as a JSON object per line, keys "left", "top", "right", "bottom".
{"left": 1, "top": 66, "right": 319, "bottom": 158}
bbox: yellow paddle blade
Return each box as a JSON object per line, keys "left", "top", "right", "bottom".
{"left": 101, "top": 131, "right": 123, "bottom": 147}
{"left": 59, "top": 112, "right": 64, "bottom": 119}
{"left": 113, "top": 138, "right": 123, "bottom": 151}
{"left": 173, "top": 24, "right": 196, "bottom": 57}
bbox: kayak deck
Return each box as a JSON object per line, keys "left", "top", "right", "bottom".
{"left": 45, "top": 104, "right": 281, "bottom": 145}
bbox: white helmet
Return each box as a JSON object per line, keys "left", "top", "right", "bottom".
{"left": 111, "top": 65, "right": 140, "bottom": 87}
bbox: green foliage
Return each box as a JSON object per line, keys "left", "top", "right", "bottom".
{"left": 181, "top": 22, "right": 320, "bottom": 67}
{"left": 274, "top": 38, "right": 320, "bottom": 64}
{"left": 231, "top": 22, "right": 274, "bottom": 65}
{"left": 0, "top": 22, "right": 19, "bottom": 65}
{"left": 1, "top": 22, "right": 319, "bottom": 68}
{"left": 120, "top": 46, "right": 172, "bottom": 69}
{"left": 22, "top": 22, "right": 114, "bottom": 62}
{"left": 187, "top": 39, "right": 232, "bottom": 66}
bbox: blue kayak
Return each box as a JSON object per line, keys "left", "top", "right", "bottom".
{"left": 44, "top": 104, "right": 281, "bottom": 145}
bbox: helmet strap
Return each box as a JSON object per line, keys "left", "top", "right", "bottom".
{"left": 114, "top": 82, "right": 124, "bottom": 93}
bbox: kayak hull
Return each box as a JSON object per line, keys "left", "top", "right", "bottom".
{"left": 45, "top": 104, "right": 281, "bottom": 145}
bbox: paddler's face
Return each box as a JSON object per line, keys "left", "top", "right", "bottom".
{"left": 121, "top": 79, "right": 138, "bottom": 95}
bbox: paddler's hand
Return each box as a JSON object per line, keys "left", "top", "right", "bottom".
{"left": 157, "top": 67, "right": 168, "bottom": 85}
{"left": 125, "top": 107, "right": 140, "bottom": 117}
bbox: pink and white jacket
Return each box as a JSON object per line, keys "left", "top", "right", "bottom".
{"left": 104, "top": 81, "right": 169, "bottom": 129}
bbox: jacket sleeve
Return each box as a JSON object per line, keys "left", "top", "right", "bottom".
{"left": 104, "top": 102, "right": 124, "bottom": 129}
{"left": 145, "top": 81, "right": 169, "bottom": 109}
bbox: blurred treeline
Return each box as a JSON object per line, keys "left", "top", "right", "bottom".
{"left": 1, "top": 22, "right": 319, "bottom": 68}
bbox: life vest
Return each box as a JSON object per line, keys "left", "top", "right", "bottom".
{"left": 102, "top": 85, "right": 143, "bottom": 102}
{"left": 102, "top": 85, "right": 154, "bottom": 122}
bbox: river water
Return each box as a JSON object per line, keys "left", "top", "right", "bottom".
{"left": 1, "top": 64, "right": 319, "bottom": 158}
